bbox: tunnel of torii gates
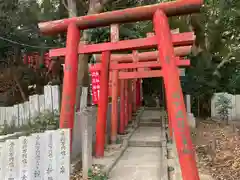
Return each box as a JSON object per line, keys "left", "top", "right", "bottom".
{"left": 38, "top": 0, "right": 204, "bottom": 179}
{"left": 89, "top": 44, "right": 191, "bottom": 135}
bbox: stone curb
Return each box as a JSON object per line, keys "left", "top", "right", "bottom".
{"left": 103, "top": 107, "right": 145, "bottom": 176}
{"left": 0, "top": 132, "right": 28, "bottom": 142}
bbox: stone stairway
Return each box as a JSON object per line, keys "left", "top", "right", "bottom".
{"left": 108, "top": 109, "right": 169, "bottom": 180}
{"left": 107, "top": 108, "right": 214, "bottom": 180}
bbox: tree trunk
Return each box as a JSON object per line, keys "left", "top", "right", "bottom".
{"left": 75, "top": 0, "right": 112, "bottom": 110}
{"left": 64, "top": 0, "right": 114, "bottom": 109}
{"left": 67, "top": 0, "right": 77, "bottom": 17}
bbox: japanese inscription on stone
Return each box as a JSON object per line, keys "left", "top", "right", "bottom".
{"left": 5, "top": 139, "right": 18, "bottom": 180}
{"left": 31, "top": 134, "right": 43, "bottom": 180}
{"left": 57, "top": 129, "right": 70, "bottom": 180}
{"left": 44, "top": 131, "right": 57, "bottom": 180}
{"left": 19, "top": 136, "right": 31, "bottom": 180}
{"left": 0, "top": 142, "right": 4, "bottom": 178}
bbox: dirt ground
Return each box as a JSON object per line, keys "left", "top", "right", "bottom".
{"left": 192, "top": 119, "right": 240, "bottom": 180}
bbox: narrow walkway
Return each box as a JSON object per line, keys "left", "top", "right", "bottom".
{"left": 108, "top": 109, "right": 169, "bottom": 180}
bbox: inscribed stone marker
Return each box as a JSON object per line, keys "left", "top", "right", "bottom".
{"left": 44, "top": 130, "right": 57, "bottom": 180}
{"left": 5, "top": 139, "right": 18, "bottom": 179}
{"left": 31, "top": 133, "right": 45, "bottom": 180}
{"left": 0, "top": 142, "right": 5, "bottom": 178}
{"left": 18, "top": 136, "right": 32, "bottom": 180}
{"left": 56, "top": 129, "right": 70, "bottom": 180}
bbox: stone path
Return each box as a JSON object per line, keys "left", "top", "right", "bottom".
{"left": 108, "top": 109, "right": 169, "bottom": 180}
{"left": 108, "top": 108, "right": 213, "bottom": 180}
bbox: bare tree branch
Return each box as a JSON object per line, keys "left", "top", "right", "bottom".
{"left": 213, "top": 52, "right": 235, "bottom": 77}
{"left": 62, "top": 0, "right": 78, "bottom": 17}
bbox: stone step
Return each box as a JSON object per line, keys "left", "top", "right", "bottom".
{"left": 140, "top": 118, "right": 161, "bottom": 122}
{"left": 128, "top": 140, "right": 163, "bottom": 147}
{"left": 139, "top": 122, "right": 162, "bottom": 127}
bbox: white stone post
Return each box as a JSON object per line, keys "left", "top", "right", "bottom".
{"left": 186, "top": 94, "right": 191, "bottom": 113}
{"left": 80, "top": 87, "right": 92, "bottom": 179}
{"left": 186, "top": 94, "right": 196, "bottom": 128}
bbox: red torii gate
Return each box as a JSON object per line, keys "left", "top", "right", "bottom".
{"left": 91, "top": 45, "right": 192, "bottom": 124}
{"left": 89, "top": 43, "right": 192, "bottom": 138}
{"left": 90, "top": 56, "right": 190, "bottom": 135}
{"left": 38, "top": 0, "right": 203, "bottom": 179}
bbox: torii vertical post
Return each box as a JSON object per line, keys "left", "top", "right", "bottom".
{"left": 138, "top": 67, "right": 145, "bottom": 107}
{"left": 132, "top": 79, "right": 137, "bottom": 113}
{"left": 132, "top": 78, "right": 136, "bottom": 113}
{"left": 128, "top": 78, "right": 133, "bottom": 122}
{"left": 136, "top": 79, "right": 141, "bottom": 108}
{"left": 133, "top": 50, "right": 143, "bottom": 109}
{"left": 95, "top": 51, "right": 111, "bottom": 157}
{"left": 119, "top": 77, "right": 125, "bottom": 134}
{"left": 110, "top": 24, "right": 119, "bottom": 144}
{"left": 153, "top": 10, "right": 199, "bottom": 180}
{"left": 59, "top": 23, "right": 80, "bottom": 150}
{"left": 124, "top": 71, "right": 129, "bottom": 127}
{"left": 132, "top": 51, "right": 138, "bottom": 113}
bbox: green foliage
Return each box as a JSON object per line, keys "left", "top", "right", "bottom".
{"left": 215, "top": 94, "right": 232, "bottom": 123}
{"left": 182, "top": 53, "right": 217, "bottom": 96}
{"left": 87, "top": 0, "right": 160, "bottom": 44}
{"left": 116, "top": 137, "right": 121, "bottom": 144}
{"left": 0, "top": 0, "right": 62, "bottom": 55}
{"left": 88, "top": 168, "right": 108, "bottom": 180}
{"left": 0, "top": 111, "right": 59, "bottom": 135}
{"left": 180, "top": 0, "right": 240, "bottom": 116}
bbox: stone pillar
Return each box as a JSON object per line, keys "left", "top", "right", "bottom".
{"left": 186, "top": 94, "right": 191, "bottom": 113}
{"left": 186, "top": 94, "right": 196, "bottom": 128}
{"left": 80, "top": 87, "right": 92, "bottom": 179}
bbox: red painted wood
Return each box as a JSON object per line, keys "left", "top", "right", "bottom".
{"left": 95, "top": 51, "right": 110, "bottom": 158}
{"left": 110, "top": 24, "right": 119, "bottom": 144}
{"left": 119, "top": 78, "right": 125, "bottom": 134}
{"left": 38, "top": 0, "right": 203, "bottom": 34}
{"left": 111, "top": 60, "right": 189, "bottom": 69}
{"left": 94, "top": 46, "right": 191, "bottom": 63}
{"left": 89, "top": 58, "right": 190, "bottom": 72}
{"left": 49, "top": 32, "right": 195, "bottom": 56}
{"left": 124, "top": 78, "right": 129, "bottom": 127}
{"left": 128, "top": 79, "right": 133, "bottom": 122}
{"left": 136, "top": 79, "right": 141, "bottom": 108}
{"left": 153, "top": 10, "right": 199, "bottom": 180}
{"left": 132, "top": 50, "right": 138, "bottom": 113}
{"left": 59, "top": 23, "right": 80, "bottom": 151}
{"left": 119, "top": 70, "right": 163, "bottom": 79}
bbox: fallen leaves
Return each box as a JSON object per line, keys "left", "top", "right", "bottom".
{"left": 194, "top": 120, "right": 240, "bottom": 180}
{"left": 71, "top": 164, "right": 105, "bottom": 180}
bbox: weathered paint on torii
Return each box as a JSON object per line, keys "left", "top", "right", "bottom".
{"left": 92, "top": 46, "right": 192, "bottom": 63}
{"left": 38, "top": 0, "right": 203, "bottom": 179}
{"left": 89, "top": 54, "right": 190, "bottom": 138}
{"left": 49, "top": 32, "right": 195, "bottom": 56}
{"left": 38, "top": 0, "right": 202, "bottom": 34}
